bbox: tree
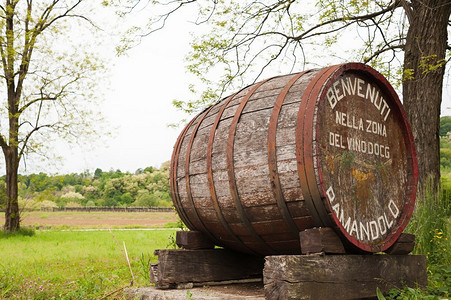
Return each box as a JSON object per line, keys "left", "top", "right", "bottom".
{"left": 1, "top": 1, "right": 109, "bottom": 232}
{"left": 121, "top": 0, "right": 450, "bottom": 189}
{"left": 94, "top": 168, "right": 103, "bottom": 179}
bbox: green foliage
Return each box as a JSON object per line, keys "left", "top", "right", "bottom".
{"left": 138, "top": 253, "right": 151, "bottom": 283}
{"left": 120, "top": 192, "right": 134, "bottom": 205}
{"left": 39, "top": 200, "right": 57, "bottom": 210}
{"left": 440, "top": 137, "right": 451, "bottom": 172}
{"left": 101, "top": 195, "right": 120, "bottom": 207}
{"left": 440, "top": 116, "right": 451, "bottom": 137}
{"left": 441, "top": 147, "right": 451, "bottom": 170}
{"left": 405, "top": 182, "right": 450, "bottom": 266}
{"left": 427, "top": 265, "right": 451, "bottom": 297}
{"left": 419, "top": 55, "right": 446, "bottom": 75}
{"left": 376, "top": 287, "right": 386, "bottom": 300}
{"left": 398, "top": 177, "right": 451, "bottom": 299}
{"left": 382, "top": 286, "right": 433, "bottom": 299}
{"left": 380, "top": 266, "right": 450, "bottom": 299}
{"left": 11, "top": 162, "right": 172, "bottom": 209}
{"left": 94, "top": 168, "right": 103, "bottom": 179}
{"left": 0, "top": 183, "right": 6, "bottom": 210}
{"left": 133, "top": 192, "right": 158, "bottom": 207}
{"left": 166, "top": 207, "right": 188, "bottom": 248}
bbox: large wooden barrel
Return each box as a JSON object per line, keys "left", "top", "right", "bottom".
{"left": 170, "top": 63, "right": 417, "bottom": 256}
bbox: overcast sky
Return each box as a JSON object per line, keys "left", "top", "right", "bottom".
{"left": 19, "top": 8, "right": 451, "bottom": 175}
{"left": 51, "top": 17, "right": 193, "bottom": 175}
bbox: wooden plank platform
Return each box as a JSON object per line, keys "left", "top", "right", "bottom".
{"left": 264, "top": 254, "right": 427, "bottom": 299}
{"left": 150, "top": 249, "right": 264, "bottom": 289}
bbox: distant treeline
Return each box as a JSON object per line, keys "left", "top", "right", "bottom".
{"left": 0, "top": 162, "right": 172, "bottom": 210}
{"left": 42, "top": 207, "right": 173, "bottom": 213}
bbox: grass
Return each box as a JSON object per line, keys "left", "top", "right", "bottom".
{"left": 383, "top": 177, "right": 451, "bottom": 299}
{"left": 0, "top": 229, "right": 176, "bottom": 299}
{"left": 405, "top": 183, "right": 450, "bottom": 266}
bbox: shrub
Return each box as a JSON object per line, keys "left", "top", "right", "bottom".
{"left": 85, "top": 200, "right": 95, "bottom": 207}
{"left": 18, "top": 198, "right": 39, "bottom": 210}
{"left": 120, "top": 193, "right": 134, "bottom": 205}
{"left": 102, "top": 196, "right": 119, "bottom": 207}
{"left": 440, "top": 148, "right": 451, "bottom": 170}
{"left": 132, "top": 193, "right": 158, "bottom": 207}
{"left": 60, "top": 191, "right": 84, "bottom": 201}
{"left": 39, "top": 200, "right": 57, "bottom": 210}
{"left": 65, "top": 201, "right": 82, "bottom": 208}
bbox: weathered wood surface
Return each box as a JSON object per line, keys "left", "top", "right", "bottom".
{"left": 150, "top": 249, "right": 264, "bottom": 289}
{"left": 124, "top": 283, "right": 265, "bottom": 300}
{"left": 176, "top": 230, "right": 215, "bottom": 250}
{"left": 299, "top": 227, "right": 346, "bottom": 254}
{"left": 263, "top": 254, "right": 427, "bottom": 300}
{"left": 384, "top": 233, "right": 415, "bottom": 255}
{"left": 171, "top": 63, "right": 418, "bottom": 256}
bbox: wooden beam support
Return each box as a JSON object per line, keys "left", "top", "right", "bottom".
{"left": 150, "top": 249, "right": 264, "bottom": 289}
{"left": 176, "top": 230, "right": 215, "bottom": 250}
{"left": 299, "top": 227, "right": 346, "bottom": 254}
{"left": 264, "top": 254, "right": 427, "bottom": 299}
{"left": 384, "top": 233, "right": 415, "bottom": 255}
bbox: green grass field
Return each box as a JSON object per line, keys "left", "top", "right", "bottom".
{"left": 0, "top": 228, "right": 177, "bottom": 299}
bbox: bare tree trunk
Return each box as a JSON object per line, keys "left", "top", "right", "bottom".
{"left": 403, "top": 0, "right": 451, "bottom": 189}
{"left": 3, "top": 147, "right": 20, "bottom": 232}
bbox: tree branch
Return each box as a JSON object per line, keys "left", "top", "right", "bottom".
{"left": 364, "top": 44, "right": 405, "bottom": 63}
{"left": 18, "top": 124, "right": 54, "bottom": 160}
{"left": 293, "top": 0, "right": 402, "bottom": 41}
{"left": 400, "top": 0, "right": 414, "bottom": 23}
{"left": 0, "top": 134, "right": 8, "bottom": 151}
{"left": 18, "top": 96, "right": 57, "bottom": 114}
{"left": 141, "top": 0, "right": 196, "bottom": 37}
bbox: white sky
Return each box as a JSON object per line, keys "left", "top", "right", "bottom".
{"left": 19, "top": 7, "right": 451, "bottom": 175}
{"left": 53, "top": 17, "right": 193, "bottom": 174}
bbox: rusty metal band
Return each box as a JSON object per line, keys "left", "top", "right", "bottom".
{"left": 268, "top": 71, "right": 308, "bottom": 236}
{"left": 170, "top": 117, "right": 198, "bottom": 230}
{"left": 206, "top": 92, "right": 257, "bottom": 254}
{"left": 303, "top": 65, "right": 343, "bottom": 228}
{"left": 184, "top": 105, "right": 220, "bottom": 243}
{"left": 170, "top": 118, "right": 197, "bottom": 230}
{"left": 296, "top": 67, "right": 334, "bottom": 227}
{"left": 226, "top": 78, "right": 277, "bottom": 254}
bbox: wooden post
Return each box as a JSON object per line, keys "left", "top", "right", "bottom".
{"left": 299, "top": 227, "right": 346, "bottom": 254}
{"left": 176, "top": 230, "right": 215, "bottom": 250}
{"left": 384, "top": 233, "right": 415, "bottom": 255}
{"left": 150, "top": 249, "right": 264, "bottom": 289}
{"left": 264, "top": 254, "right": 427, "bottom": 300}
